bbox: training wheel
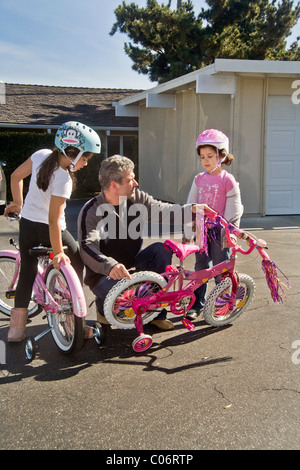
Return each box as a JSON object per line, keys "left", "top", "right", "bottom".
{"left": 132, "top": 334, "right": 153, "bottom": 353}
{"left": 93, "top": 322, "right": 105, "bottom": 345}
{"left": 25, "top": 337, "right": 37, "bottom": 361}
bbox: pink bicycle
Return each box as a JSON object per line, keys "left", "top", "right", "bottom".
{"left": 103, "top": 210, "right": 289, "bottom": 353}
{"left": 0, "top": 215, "right": 103, "bottom": 360}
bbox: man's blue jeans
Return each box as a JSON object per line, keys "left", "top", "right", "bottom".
{"left": 92, "top": 242, "right": 172, "bottom": 320}
{"left": 192, "top": 228, "right": 230, "bottom": 312}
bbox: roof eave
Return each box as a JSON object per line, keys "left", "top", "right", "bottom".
{"left": 0, "top": 123, "right": 138, "bottom": 131}
{"left": 115, "top": 59, "right": 300, "bottom": 109}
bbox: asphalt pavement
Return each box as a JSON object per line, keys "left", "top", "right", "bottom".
{"left": 0, "top": 201, "right": 299, "bottom": 451}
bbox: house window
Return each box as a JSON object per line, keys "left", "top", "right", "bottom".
{"left": 107, "top": 135, "right": 137, "bottom": 160}
{"left": 107, "top": 136, "right": 120, "bottom": 157}
{"left": 123, "top": 136, "right": 137, "bottom": 158}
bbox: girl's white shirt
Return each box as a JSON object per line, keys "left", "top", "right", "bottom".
{"left": 21, "top": 149, "right": 72, "bottom": 230}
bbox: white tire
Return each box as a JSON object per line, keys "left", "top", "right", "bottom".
{"left": 103, "top": 271, "right": 167, "bottom": 329}
{"left": 203, "top": 273, "right": 255, "bottom": 327}
{"left": 0, "top": 254, "right": 42, "bottom": 318}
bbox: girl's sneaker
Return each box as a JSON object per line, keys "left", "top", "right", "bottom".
{"left": 186, "top": 309, "right": 202, "bottom": 321}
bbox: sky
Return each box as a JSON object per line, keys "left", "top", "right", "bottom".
{"left": 0, "top": 0, "right": 299, "bottom": 91}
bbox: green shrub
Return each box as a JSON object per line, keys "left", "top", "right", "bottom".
{"left": 0, "top": 131, "right": 104, "bottom": 200}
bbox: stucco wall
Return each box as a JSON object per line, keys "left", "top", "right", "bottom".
{"left": 139, "top": 90, "right": 231, "bottom": 204}
{"left": 233, "top": 77, "right": 265, "bottom": 215}
{"left": 137, "top": 75, "right": 298, "bottom": 215}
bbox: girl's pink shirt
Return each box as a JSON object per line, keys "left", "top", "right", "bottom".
{"left": 194, "top": 170, "right": 236, "bottom": 217}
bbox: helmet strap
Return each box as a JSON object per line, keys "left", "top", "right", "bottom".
{"left": 62, "top": 149, "right": 83, "bottom": 172}
{"left": 205, "top": 150, "right": 227, "bottom": 174}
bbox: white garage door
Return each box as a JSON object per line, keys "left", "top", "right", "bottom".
{"left": 266, "top": 96, "right": 300, "bottom": 215}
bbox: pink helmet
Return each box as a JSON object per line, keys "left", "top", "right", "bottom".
{"left": 196, "top": 129, "right": 229, "bottom": 154}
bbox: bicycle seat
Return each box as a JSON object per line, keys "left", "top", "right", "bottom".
{"left": 164, "top": 239, "right": 199, "bottom": 262}
{"left": 29, "top": 246, "right": 53, "bottom": 257}
{"left": 28, "top": 245, "right": 68, "bottom": 257}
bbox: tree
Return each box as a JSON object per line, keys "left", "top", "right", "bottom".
{"left": 110, "top": 0, "right": 300, "bottom": 83}
{"left": 110, "top": 0, "right": 204, "bottom": 82}
{"left": 202, "top": 0, "right": 300, "bottom": 62}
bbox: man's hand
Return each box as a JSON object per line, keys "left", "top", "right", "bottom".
{"left": 109, "top": 263, "right": 131, "bottom": 280}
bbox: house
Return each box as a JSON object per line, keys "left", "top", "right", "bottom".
{"left": 0, "top": 83, "right": 142, "bottom": 159}
{"left": 114, "top": 59, "right": 300, "bottom": 216}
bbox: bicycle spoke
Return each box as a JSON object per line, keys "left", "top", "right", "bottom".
{"left": 45, "top": 267, "right": 84, "bottom": 353}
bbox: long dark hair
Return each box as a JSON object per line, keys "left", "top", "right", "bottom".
{"left": 36, "top": 147, "right": 77, "bottom": 191}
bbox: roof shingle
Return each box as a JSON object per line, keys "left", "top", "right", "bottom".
{"left": 0, "top": 83, "right": 142, "bottom": 128}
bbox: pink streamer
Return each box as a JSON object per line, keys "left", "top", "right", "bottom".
{"left": 195, "top": 210, "right": 208, "bottom": 254}
{"left": 261, "top": 259, "right": 290, "bottom": 303}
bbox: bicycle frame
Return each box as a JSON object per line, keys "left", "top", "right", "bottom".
{"left": 131, "top": 212, "right": 286, "bottom": 336}
{"left": 0, "top": 213, "right": 93, "bottom": 359}
{"left": 2, "top": 248, "right": 86, "bottom": 318}
{"left": 131, "top": 254, "right": 238, "bottom": 332}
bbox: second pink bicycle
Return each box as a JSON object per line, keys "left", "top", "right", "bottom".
{"left": 0, "top": 215, "right": 104, "bottom": 360}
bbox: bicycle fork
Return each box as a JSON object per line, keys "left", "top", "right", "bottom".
{"left": 215, "top": 272, "right": 239, "bottom": 316}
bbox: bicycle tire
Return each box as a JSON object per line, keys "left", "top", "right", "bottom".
{"left": 45, "top": 266, "right": 85, "bottom": 354}
{"left": 203, "top": 273, "right": 255, "bottom": 327}
{"left": 103, "top": 271, "right": 167, "bottom": 329}
{"left": 132, "top": 334, "right": 153, "bottom": 353}
{"left": 0, "top": 254, "right": 42, "bottom": 318}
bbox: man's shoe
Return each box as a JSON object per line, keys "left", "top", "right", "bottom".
{"left": 150, "top": 319, "right": 174, "bottom": 330}
{"left": 186, "top": 309, "right": 202, "bottom": 321}
{"left": 96, "top": 311, "right": 110, "bottom": 325}
{"left": 84, "top": 326, "right": 95, "bottom": 339}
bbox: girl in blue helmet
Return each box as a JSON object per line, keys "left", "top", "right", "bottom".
{"left": 4, "top": 121, "right": 101, "bottom": 342}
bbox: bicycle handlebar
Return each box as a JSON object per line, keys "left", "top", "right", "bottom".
{"left": 6, "top": 212, "right": 20, "bottom": 221}
{"left": 199, "top": 208, "right": 289, "bottom": 304}
{"left": 204, "top": 211, "right": 269, "bottom": 259}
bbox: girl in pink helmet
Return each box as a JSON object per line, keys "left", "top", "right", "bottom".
{"left": 185, "top": 129, "right": 243, "bottom": 320}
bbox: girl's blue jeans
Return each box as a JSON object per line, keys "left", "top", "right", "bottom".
{"left": 192, "top": 228, "right": 230, "bottom": 312}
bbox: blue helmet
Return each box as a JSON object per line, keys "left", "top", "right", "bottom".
{"left": 55, "top": 121, "right": 101, "bottom": 154}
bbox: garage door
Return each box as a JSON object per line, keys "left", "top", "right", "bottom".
{"left": 265, "top": 96, "right": 300, "bottom": 215}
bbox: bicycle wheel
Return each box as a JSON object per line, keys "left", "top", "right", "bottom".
{"left": 0, "top": 254, "right": 42, "bottom": 317}
{"left": 203, "top": 273, "right": 255, "bottom": 327}
{"left": 104, "top": 271, "right": 167, "bottom": 329}
{"left": 132, "top": 334, "right": 153, "bottom": 353}
{"left": 45, "top": 266, "right": 84, "bottom": 354}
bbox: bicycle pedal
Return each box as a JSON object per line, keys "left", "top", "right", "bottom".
{"left": 182, "top": 317, "right": 195, "bottom": 331}
{"left": 5, "top": 291, "right": 15, "bottom": 299}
